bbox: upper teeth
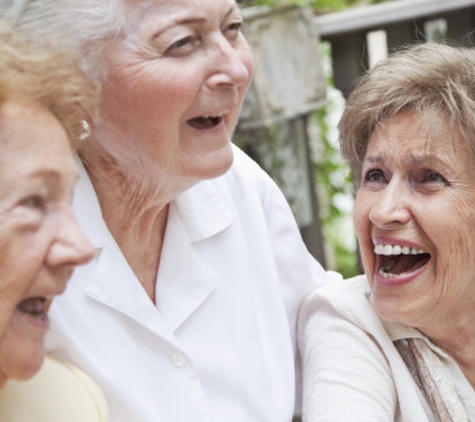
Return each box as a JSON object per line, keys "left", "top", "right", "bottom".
{"left": 374, "top": 244, "right": 426, "bottom": 256}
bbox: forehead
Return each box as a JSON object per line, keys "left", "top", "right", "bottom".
{"left": 122, "top": 0, "right": 239, "bottom": 29}
{"left": 0, "top": 99, "right": 72, "bottom": 174}
{"left": 0, "top": 99, "right": 60, "bottom": 148}
{"left": 367, "top": 112, "right": 467, "bottom": 160}
{"left": 124, "top": 0, "right": 237, "bottom": 9}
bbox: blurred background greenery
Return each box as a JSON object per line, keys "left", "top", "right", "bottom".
{"left": 237, "top": 0, "right": 392, "bottom": 278}
{"left": 238, "top": 0, "right": 390, "bottom": 13}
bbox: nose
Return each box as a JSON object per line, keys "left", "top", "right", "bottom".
{"left": 368, "top": 178, "right": 411, "bottom": 229}
{"left": 206, "top": 34, "right": 253, "bottom": 89}
{"left": 46, "top": 208, "right": 94, "bottom": 268}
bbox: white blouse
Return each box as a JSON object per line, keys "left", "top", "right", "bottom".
{"left": 46, "top": 145, "right": 328, "bottom": 422}
{"left": 298, "top": 275, "right": 475, "bottom": 421}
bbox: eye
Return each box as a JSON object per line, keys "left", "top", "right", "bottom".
{"left": 223, "top": 21, "right": 242, "bottom": 41}
{"left": 424, "top": 170, "right": 447, "bottom": 183}
{"left": 363, "top": 168, "right": 386, "bottom": 184}
{"left": 422, "top": 169, "right": 447, "bottom": 184}
{"left": 171, "top": 37, "right": 190, "bottom": 49}
{"left": 166, "top": 35, "right": 200, "bottom": 57}
{"left": 20, "top": 195, "right": 46, "bottom": 210}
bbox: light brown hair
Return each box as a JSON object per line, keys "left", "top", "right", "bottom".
{"left": 339, "top": 42, "right": 475, "bottom": 185}
{"left": 0, "top": 22, "right": 97, "bottom": 142}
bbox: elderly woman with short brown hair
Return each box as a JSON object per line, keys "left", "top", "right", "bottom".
{"left": 299, "top": 42, "right": 475, "bottom": 421}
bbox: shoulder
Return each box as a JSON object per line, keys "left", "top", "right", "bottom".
{"left": 298, "top": 275, "right": 389, "bottom": 344}
{"left": 300, "top": 275, "right": 371, "bottom": 321}
{"left": 0, "top": 356, "right": 108, "bottom": 422}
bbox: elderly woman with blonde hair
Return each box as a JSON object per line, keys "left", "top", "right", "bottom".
{"left": 0, "top": 24, "right": 107, "bottom": 422}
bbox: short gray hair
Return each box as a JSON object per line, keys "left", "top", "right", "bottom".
{"left": 339, "top": 42, "right": 475, "bottom": 185}
{"left": 1, "top": 0, "right": 126, "bottom": 80}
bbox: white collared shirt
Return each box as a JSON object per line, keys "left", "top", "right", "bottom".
{"left": 46, "top": 146, "right": 328, "bottom": 422}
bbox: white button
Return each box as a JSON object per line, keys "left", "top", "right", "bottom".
{"left": 171, "top": 353, "right": 185, "bottom": 368}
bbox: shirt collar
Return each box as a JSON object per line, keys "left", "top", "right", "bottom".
{"left": 174, "top": 179, "right": 233, "bottom": 243}
{"left": 72, "top": 154, "right": 107, "bottom": 248}
{"left": 73, "top": 153, "right": 233, "bottom": 248}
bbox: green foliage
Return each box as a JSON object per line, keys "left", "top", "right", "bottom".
{"left": 313, "top": 96, "right": 358, "bottom": 277}
{"left": 310, "top": 0, "right": 361, "bottom": 13}
{"left": 239, "top": 0, "right": 389, "bottom": 11}
{"left": 238, "top": 0, "right": 308, "bottom": 6}
{"left": 238, "top": 0, "right": 394, "bottom": 277}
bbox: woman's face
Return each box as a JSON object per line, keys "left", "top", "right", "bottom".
{"left": 94, "top": 0, "right": 253, "bottom": 187}
{"left": 354, "top": 112, "right": 475, "bottom": 334}
{"left": 0, "top": 100, "right": 94, "bottom": 387}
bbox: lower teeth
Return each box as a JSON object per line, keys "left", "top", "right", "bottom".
{"left": 379, "top": 269, "right": 395, "bottom": 278}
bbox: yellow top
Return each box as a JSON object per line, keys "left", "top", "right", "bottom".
{"left": 0, "top": 355, "right": 108, "bottom": 421}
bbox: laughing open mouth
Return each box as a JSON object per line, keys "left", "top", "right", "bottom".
{"left": 374, "top": 244, "right": 430, "bottom": 278}
{"left": 17, "top": 297, "right": 49, "bottom": 322}
{"left": 187, "top": 114, "right": 224, "bottom": 129}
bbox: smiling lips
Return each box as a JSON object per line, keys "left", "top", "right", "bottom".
{"left": 374, "top": 243, "right": 430, "bottom": 284}
{"left": 187, "top": 113, "right": 224, "bottom": 129}
{"left": 17, "top": 297, "right": 50, "bottom": 323}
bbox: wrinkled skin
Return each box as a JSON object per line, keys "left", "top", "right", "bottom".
{"left": 85, "top": 0, "right": 254, "bottom": 200}
{"left": 0, "top": 100, "right": 94, "bottom": 387}
{"left": 354, "top": 112, "right": 475, "bottom": 346}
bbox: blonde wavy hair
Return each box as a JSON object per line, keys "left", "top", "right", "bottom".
{"left": 0, "top": 22, "right": 98, "bottom": 143}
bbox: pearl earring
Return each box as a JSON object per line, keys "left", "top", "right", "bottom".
{"left": 78, "top": 119, "right": 91, "bottom": 140}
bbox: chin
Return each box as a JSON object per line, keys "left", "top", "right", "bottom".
{"left": 5, "top": 340, "right": 46, "bottom": 381}
{"left": 191, "top": 146, "right": 234, "bottom": 180}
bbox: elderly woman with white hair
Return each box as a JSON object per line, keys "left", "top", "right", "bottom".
{"left": 3, "top": 0, "right": 329, "bottom": 421}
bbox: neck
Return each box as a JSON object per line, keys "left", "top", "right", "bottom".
{"left": 78, "top": 142, "right": 176, "bottom": 303}
{"left": 423, "top": 317, "right": 475, "bottom": 389}
{"left": 0, "top": 374, "right": 7, "bottom": 390}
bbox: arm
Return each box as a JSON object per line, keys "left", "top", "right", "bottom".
{"left": 298, "top": 291, "right": 398, "bottom": 421}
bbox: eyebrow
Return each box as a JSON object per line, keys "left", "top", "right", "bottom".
{"left": 29, "top": 168, "right": 78, "bottom": 186}
{"left": 364, "top": 154, "right": 440, "bottom": 166}
{"left": 364, "top": 156, "right": 384, "bottom": 165}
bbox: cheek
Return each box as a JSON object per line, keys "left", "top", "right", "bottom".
{"left": 0, "top": 324, "right": 45, "bottom": 381}
{"left": 0, "top": 301, "right": 14, "bottom": 343}
{"left": 0, "top": 237, "right": 46, "bottom": 331}
{"left": 444, "top": 214, "right": 475, "bottom": 268}
{"left": 241, "top": 52, "right": 254, "bottom": 86}
{"left": 353, "top": 193, "right": 375, "bottom": 273}
{"left": 427, "top": 197, "right": 475, "bottom": 280}
{"left": 353, "top": 192, "right": 369, "bottom": 239}
{"left": 0, "top": 249, "right": 24, "bottom": 335}
{"left": 238, "top": 35, "right": 254, "bottom": 76}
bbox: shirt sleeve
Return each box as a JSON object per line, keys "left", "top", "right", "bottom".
{"left": 265, "top": 184, "right": 331, "bottom": 413}
{"left": 298, "top": 290, "right": 399, "bottom": 421}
